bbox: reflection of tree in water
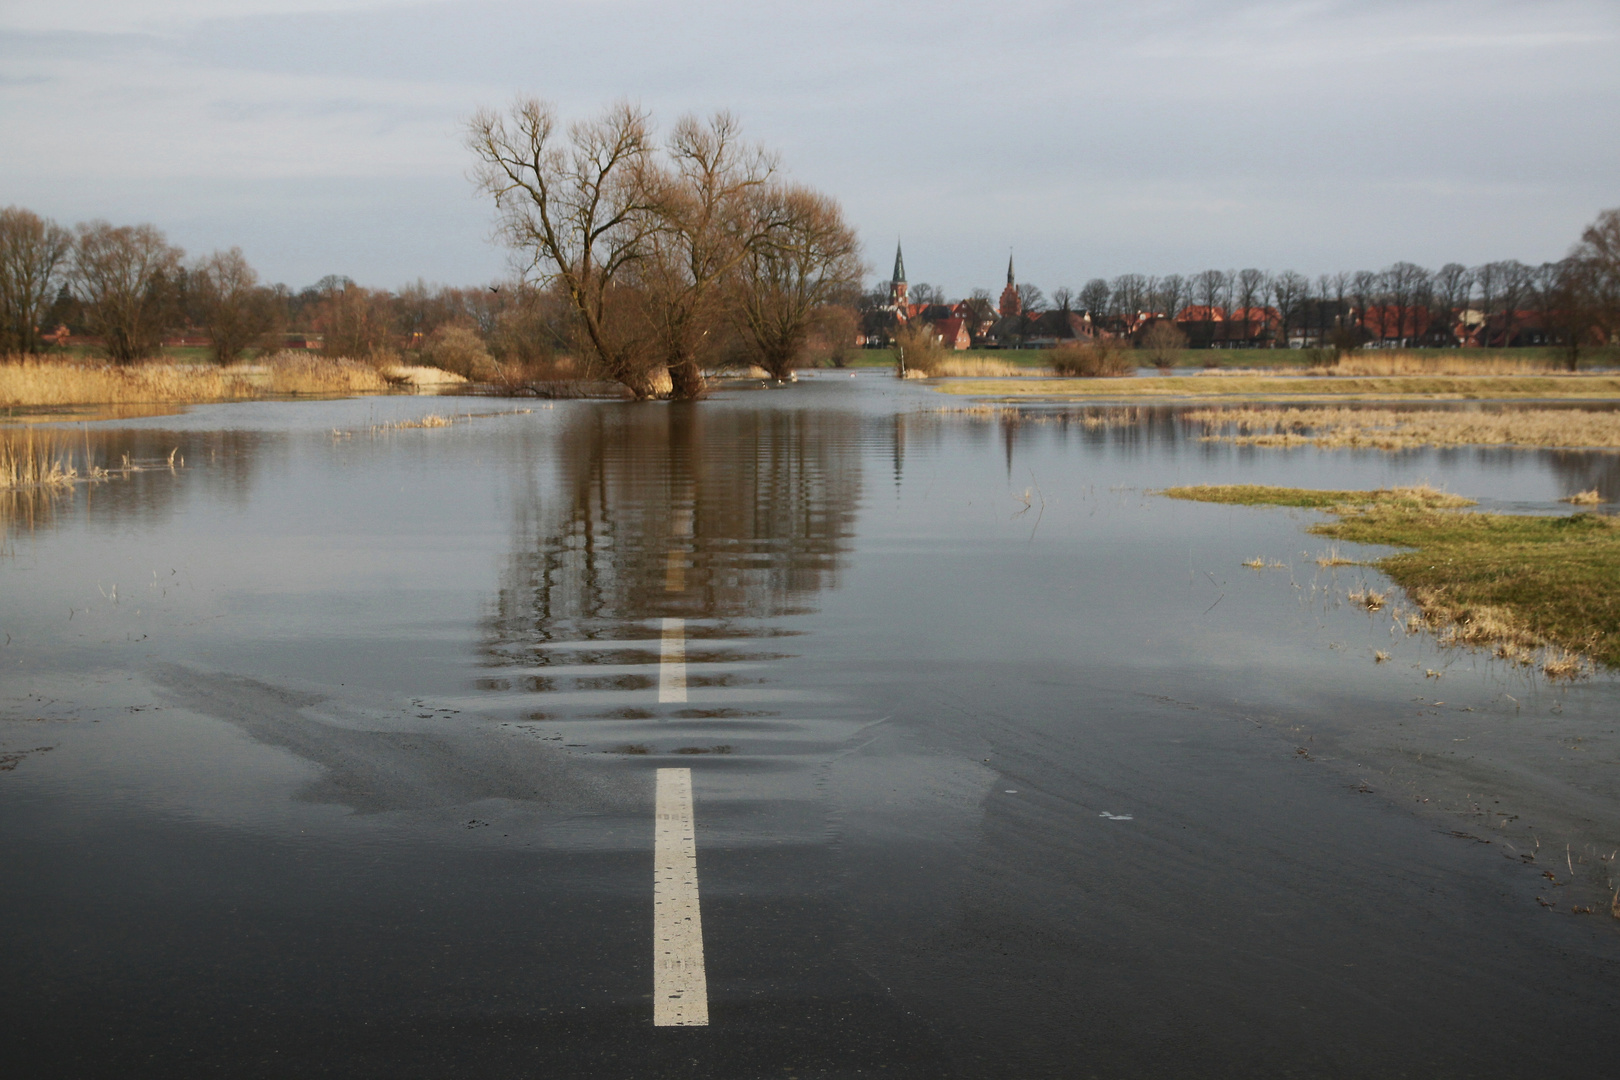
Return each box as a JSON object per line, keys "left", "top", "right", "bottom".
{"left": 2, "top": 428, "right": 263, "bottom": 540}
{"left": 487, "top": 404, "right": 862, "bottom": 654}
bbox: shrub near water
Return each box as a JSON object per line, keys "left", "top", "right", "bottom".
{"left": 1050, "top": 341, "right": 1132, "bottom": 377}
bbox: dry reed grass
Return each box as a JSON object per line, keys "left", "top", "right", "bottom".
{"left": 0, "top": 353, "right": 389, "bottom": 407}
{"left": 1187, "top": 406, "right": 1620, "bottom": 450}
{"left": 0, "top": 427, "right": 78, "bottom": 489}
{"left": 1323, "top": 352, "right": 1559, "bottom": 376}
{"left": 929, "top": 357, "right": 1034, "bottom": 378}
{"left": 1562, "top": 488, "right": 1604, "bottom": 505}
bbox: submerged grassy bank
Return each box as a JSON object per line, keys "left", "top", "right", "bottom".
{"left": 1162, "top": 483, "right": 1620, "bottom": 674}
{"left": 934, "top": 374, "right": 1620, "bottom": 402}
{"left": 1184, "top": 406, "right": 1620, "bottom": 450}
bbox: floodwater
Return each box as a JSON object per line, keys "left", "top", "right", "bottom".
{"left": 3, "top": 371, "right": 1618, "bottom": 1078}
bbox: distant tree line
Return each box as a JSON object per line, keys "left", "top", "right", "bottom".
{"left": 882, "top": 209, "right": 1620, "bottom": 368}
{"left": 0, "top": 205, "right": 576, "bottom": 374}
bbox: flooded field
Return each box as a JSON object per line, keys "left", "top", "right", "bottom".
{"left": 3, "top": 371, "right": 1618, "bottom": 1078}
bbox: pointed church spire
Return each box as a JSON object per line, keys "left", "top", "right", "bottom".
{"left": 1006, "top": 252, "right": 1015, "bottom": 286}
{"left": 892, "top": 241, "right": 907, "bottom": 284}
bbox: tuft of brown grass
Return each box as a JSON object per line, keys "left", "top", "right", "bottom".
{"left": 1561, "top": 488, "right": 1603, "bottom": 505}
{"left": 1316, "top": 544, "right": 1358, "bottom": 567}
{"left": 1187, "top": 405, "right": 1620, "bottom": 451}
{"left": 1541, "top": 650, "right": 1587, "bottom": 680}
{"left": 1374, "top": 650, "right": 1390, "bottom": 663}
{"left": 1348, "top": 586, "right": 1387, "bottom": 611}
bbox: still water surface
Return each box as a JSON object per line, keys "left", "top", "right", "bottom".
{"left": 3, "top": 372, "right": 1617, "bottom": 1077}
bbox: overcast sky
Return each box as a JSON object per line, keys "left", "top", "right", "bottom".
{"left": 3, "top": 0, "right": 1616, "bottom": 297}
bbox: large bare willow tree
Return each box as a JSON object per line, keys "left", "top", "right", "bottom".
{"left": 466, "top": 99, "right": 669, "bottom": 398}
{"left": 638, "top": 112, "right": 782, "bottom": 399}
{"left": 730, "top": 185, "right": 862, "bottom": 379}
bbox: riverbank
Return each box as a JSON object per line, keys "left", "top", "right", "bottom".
{"left": 1184, "top": 405, "right": 1620, "bottom": 450}
{"left": 0, "top": 354, "right": 466, "bottom": 413}
{"left": 1162, "top": 483, "right": 1620, "bottom": 675}
{"left": 934, "top": 373, "right": 1620, "bottom": 402}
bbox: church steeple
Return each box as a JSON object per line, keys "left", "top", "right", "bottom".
{"left": 888, "top": 240, "right": 909, "bottom": 314}
{"left": 999, "top": 250, "right": 1021, "bottom": 318}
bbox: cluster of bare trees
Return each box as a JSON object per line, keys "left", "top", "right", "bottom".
{"left": 1031, "top": 210, "right": 1620, "bottom": 364}
{"left": 1, "top": 206, "right": 281, "bottom": 364}
{"left": 0, "top": 204, "right": 626, "bottom": 376}
{"left": 466, "top": 100, "right": 863, "bottom": 399}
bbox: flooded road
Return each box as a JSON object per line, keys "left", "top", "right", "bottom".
{"left": 3, "top": 373, "right": 1618, "bottom": 1077}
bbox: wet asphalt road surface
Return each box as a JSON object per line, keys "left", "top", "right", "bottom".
{"left": 4, "top": 382, "right": 1619, "bottom": 1077}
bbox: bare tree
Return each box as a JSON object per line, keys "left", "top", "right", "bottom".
{"left": 1155, "top": 274, "right": 1188, "bottom": 321}
{"left": 1350, "top": 271, "right": 1378, "bottom": 341}
{"left": 1110, "top": 273, "right": 1147, "bottom": 319}
{"left": 1232, "top": 269, "right": 1268, "bottom": 345}
{"left": 730, "top": 184, "right": 862, "bottom": 379}
{"left": 639, "top": 112, "right": 782, "bottom": 398}
{"left": 1015, "top": 282, "right": 1045, "bottom": 313}
{"left": 1494, "top": 260, "right": 1531, "bottom": 347}
{"left": 1192, "top": 269, "right": 1225, "bottom": 347}
{"left": 1079, "top": 278, "right": 1111, "bottom": 319}
{"left": 1572, "top": 207, "right": 1620, "bottom": 350}
{"left": 0, "top": 206, "right": 72, "bottom": 354}
{"left": 1433, "top": 263, "right": 1471, "bottom": 344}
{"left": 72, "top": 220, "right": 184, "bottom": 363}
{"left": 466, "top": 99, "right": 667, "bottom": 397}
{"left": 1050, "top": 286, "right": 1075, "bottom": 312}
{"left": 1270, "top": 271, "right": 1308, "bottom": 349}
{"left": 1381, "top": 262, "right": 1431, "bottom": 346}
{"left": 312, "top": 282, "right": 395, "bottom": 359}
{"left": 192, "top": 247, "right": 278, "bottom": 363}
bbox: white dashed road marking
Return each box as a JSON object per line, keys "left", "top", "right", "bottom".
{"left": 653, "top": 767, "right": 708, "bottom": 1026}
{"left": 659, "top": 617, "right": 687, "bottom": 703}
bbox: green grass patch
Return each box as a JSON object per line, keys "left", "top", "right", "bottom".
{"left": 1160, "top": 484, "right": 1475, "bottom": 510}
{"left": 1164, "top": 483, "right": 1620, "bottom": 671}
